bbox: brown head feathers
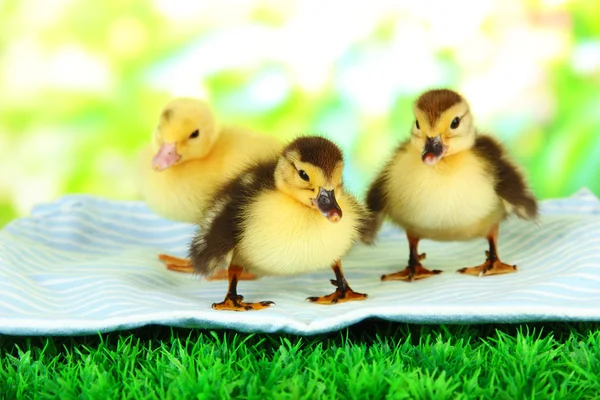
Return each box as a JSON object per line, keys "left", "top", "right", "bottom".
{"left": 284, "top": 136, "right": 343, "bottom": 178}
{"left": 416, "top": 89, "right": 463, "bottom": 124}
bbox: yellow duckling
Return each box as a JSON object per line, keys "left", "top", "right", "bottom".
{"left": 137, "top": 97, "right": 282, "bottom": 279}
{"left": 364, "top": 88, "right": 538, "bottom": 280}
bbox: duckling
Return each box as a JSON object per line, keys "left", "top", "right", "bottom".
{"left": 137, "top": 97, "right": 282, "bottom": 278}
{"left": 189, "top": 136, "right": 369, "bottom": 311}
{"left": 364, "top": 88, "right": 538, "bottom": 280}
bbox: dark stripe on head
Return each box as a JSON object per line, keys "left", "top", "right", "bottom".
{"left": 416, "top": 89, "right": 463, "bottom": 125}
{"left": 285, "top": 136, "right": 343, "bottom": 178}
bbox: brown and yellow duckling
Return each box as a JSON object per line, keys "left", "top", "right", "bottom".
{"left": 189, "top": 136, "right": 370, "bottom": 311}
{"left": 364, "top": 88, "right": 538, "bottom": 281}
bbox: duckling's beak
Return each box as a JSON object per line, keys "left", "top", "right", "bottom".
{"left": 421, "top": 135, "right": 446, "bottom": 165}
{"left": 312, "top": 188, "right": 343, "bottom": 223}
{"left": 152, "top": 142, "right": 181, "bottom": 171}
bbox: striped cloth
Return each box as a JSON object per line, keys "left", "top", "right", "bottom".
{"left": 1, "top": 189, "right": 599, "bottom": 336}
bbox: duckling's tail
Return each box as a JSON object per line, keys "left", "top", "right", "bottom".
{"left": 361, "top": 174, "right": 388, "bottom": 245}
{"left": 359, "top": 212, "right": 385, "bottom": 245}
{"left": 188, "top": 231, "right": 233, "bottom": 277}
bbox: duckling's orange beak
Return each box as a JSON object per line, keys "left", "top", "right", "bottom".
{"left": 312, "top": 188, "right": 343, "bottom": 223}
{"left": 152, "top": 142, "right": 181, "bottom": 171}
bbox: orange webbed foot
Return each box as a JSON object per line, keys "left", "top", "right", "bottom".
{"left": 158, "top": 254, "right": 258, "bottom": 280}
{"left": 381, "top": 253, "right": 442, "bottom": 282}
{"left": 306, "top": 287, "right": 367, "bottom": 304}
{"left": 211, "top": 296, "right": 274, "bottom": 311}
{"left": 158, "top": 254, "right": 194, "bottom": 273}
{"left": 307, "top": 262, "right": 368, "bottom": 305}
{"left": 457, "top": 251, "right": 517, "bottom": 277}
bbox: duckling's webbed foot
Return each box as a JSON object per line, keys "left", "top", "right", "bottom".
{"left": 457, "top": 257, "right": 516, "bottom": 277}
{"left": 212, "top": 297, "right": 274, "bottom": 311}
{"left": 212, "top": 265, "right": 274, "bottom": 312}
{"left": 381, "top": 235, "right": 442, "bottom": 282}
{"left": 457, "top": 227, "right": 517, "bottom": 277}
{"left": 159, "top": 254, "right": 258, "bottom": 280}
{"left": 159, "top": 254, "right": 195, "bottom": 273}
{"left": 307, "top": 260, "right": 367, "bottom": 305}
{"left": 381, "top": 260, "right": 441, "bottom": 281}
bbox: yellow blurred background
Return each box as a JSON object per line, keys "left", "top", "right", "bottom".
{"left": 1, "top": 0, "right": 599, "bottom": 226}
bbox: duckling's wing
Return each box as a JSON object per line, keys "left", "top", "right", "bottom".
{"left": 188, "top": 196, "right": 241, "bottom": 277}
{"left": 472, "top": 135, "right": 538, "bottom": 220}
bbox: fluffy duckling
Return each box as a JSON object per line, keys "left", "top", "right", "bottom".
{"left": 364, "top": 89, "right": 538, "bottom": 280}
{"left": 137, "top": 97, "right": 282, "bottom": 278}
{"left": 189, "top": 136, "right": 369, "bottom": 311}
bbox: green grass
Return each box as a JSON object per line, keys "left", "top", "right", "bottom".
{"left": 1, "top": 321, "right": 599, "bottom": 399}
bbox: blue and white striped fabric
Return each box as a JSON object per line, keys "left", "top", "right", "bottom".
{"left": 1, "top": 188, "right": 599, "bottom": 336}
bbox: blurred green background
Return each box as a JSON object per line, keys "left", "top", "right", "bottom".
{"left": 1, "top": 0, "right": 599, "bottom": 227}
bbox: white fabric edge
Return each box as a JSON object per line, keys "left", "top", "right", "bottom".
{"left": 1, "top": 304, "right": 600, "bottom": 336}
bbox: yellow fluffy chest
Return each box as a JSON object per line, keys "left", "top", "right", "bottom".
{"left": 385, "top": 149, "right": 502, "bottom": 240}
{"left": 237, "top": 192, "right": 359, "bottom": 276}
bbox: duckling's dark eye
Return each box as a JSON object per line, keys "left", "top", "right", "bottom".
{"left": 189, "top": 130, "right": 199, "bottom": 139}
{"left": 298, "top": 169, "right": 310, "bottom": 182}
{"left": 415, "top": 120, "right": 420, "bottom": 129}
{"left": 450, "top": 117, "right": 460, "bottom": 129}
